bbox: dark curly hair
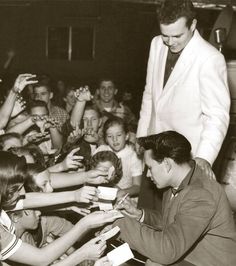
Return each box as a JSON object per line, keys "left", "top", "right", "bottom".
{"left": 90, "top": 151, "right": 123, "bottom": 185}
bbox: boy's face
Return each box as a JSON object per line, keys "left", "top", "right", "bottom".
{"left": 98, "top": 81, "right": 117, "bottom": 103}
{"left": 3, "top": 137, "right": 22, "bottom": 151}
{"left": 105, "top": 124, "right": 127, "bottom": 152}
{"left": 21, "top": 210, "right": 41, "bottom": 230}
{"left": 33, "top": 86, "right": 53, "bottom": 105}
{"left": 83, "top": 109, "right": 101, "bottom": 143}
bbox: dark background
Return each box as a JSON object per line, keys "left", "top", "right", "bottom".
{"left": 0, "top": 0, "right": 223, "bottom": 113}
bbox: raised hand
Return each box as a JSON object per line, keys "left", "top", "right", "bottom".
{"left": 74, "top": 186, "right": 98, "bottom": 203}
{"left": 61, "top": 147, "right": 84, "bottom": 170}
{"left": 74, "top": 86, "right": 93, "bottom": 102}
{"left": 12, "top": 73, "right": 38, "bottom": 93}
{"left": 67, "top": 124, "right": 84, "bottom": 144}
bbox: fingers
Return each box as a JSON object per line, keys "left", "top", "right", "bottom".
{"left": 13, "top": 74, "right": 38, "bottom": 93}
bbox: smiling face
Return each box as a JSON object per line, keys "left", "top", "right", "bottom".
{"left": 144, "top": 150, "right": 172, "bottom": 189}
{"left": 105, "top": 124, "right": 127, "bottom": 152}
{"left": 33, "top": 169, "right": 53, "bottom": 193}
{"left": 160, "top": 17, "right": 196, "bottom": 53}
{"left": 64, "top": 89, "right": 76, "bottom": 107}
{"left": 98, "top": 81, "right": 117, "bottom": 104}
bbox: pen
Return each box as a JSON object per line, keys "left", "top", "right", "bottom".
{"left": 114, "top": 193, "right": 129, "bottom": 209}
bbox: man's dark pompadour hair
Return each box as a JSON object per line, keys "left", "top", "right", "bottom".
{"left": 138, "top": 131, "right": 192, "bottom": 164}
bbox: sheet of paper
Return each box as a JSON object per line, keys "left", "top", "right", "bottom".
{"left": 98, "top": 202, "right": 113, "bottom": 211}
{"left": 107, "top": 243, "right": 134, "bottom": 266}
{"left": 97, "top": 186, "right": 118, "bottom": 201}
{"left": 100, "top": 226, "right": 120, "bottom": 241}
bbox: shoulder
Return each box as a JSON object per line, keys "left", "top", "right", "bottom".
{"left": 0, "top": 224, "right": 22, "bottom": 261}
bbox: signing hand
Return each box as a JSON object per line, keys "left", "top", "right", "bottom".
{"left": 114, "top": 196, "right": 142, "bottom": 220}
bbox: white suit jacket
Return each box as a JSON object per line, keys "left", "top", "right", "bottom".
{"left": 137, "top": 30, "right": 230, "bottom": 165}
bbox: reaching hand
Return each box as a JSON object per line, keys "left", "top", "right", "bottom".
{"left": 81, "top": 210, "right": 124, "bottom": 229}
{"left": 74, "top": 86, "right": 93, "bottom": 102}
{"left": 86, "top": 169, "right": 109, "bottom": 185}
{"left": 12, "top": 73, "right": 38, "bottom": 93}
{"left": 80, "top": 236, "right": 107, "bottom": 261}
{"left": 61, "top": 147, "right": 84, "bottom": 170}
{"left": 11, "top": 95, "right": 26, "bottom": 118}
{"left": 194, "top": 157, "right": 215, "bottom": 180}
{"left": 67, "top": 206, "right": 91, "bottom": 216}
{"left": 74, "top": 186, "right": 98, "bottom": 203}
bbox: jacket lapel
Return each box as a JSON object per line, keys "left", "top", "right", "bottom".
{"left": 163, "top": 30, "right": 199, "bottom": 92}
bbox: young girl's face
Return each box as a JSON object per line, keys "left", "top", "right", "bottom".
{"left": 105, "top": 124, "right": 127, "bottom": 152}
{"left": 33, "top": 170, "right": 53, "bottom": 193}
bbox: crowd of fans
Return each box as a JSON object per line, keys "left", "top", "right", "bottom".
{"left": 0, "top": 73, "right": 140, "bottom": 265}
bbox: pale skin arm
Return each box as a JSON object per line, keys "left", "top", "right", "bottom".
{"left": 6, "top": 116, "right": 34, "bottom": 134}
{"left": 53, "top": 237, "right": 107, "bottom": 266}
{"left": 8, "top": 211, "right": 120, "bottom": 266}
{"left": 0, "top": 74, "right": 37, "bottom": 129}
{"left": 50, "top": 169, "right": 109, "bottom": 189}
{"left": 70, "top": 86, "right": 93, "bottom": 128}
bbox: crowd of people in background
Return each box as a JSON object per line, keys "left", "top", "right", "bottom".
{"left": 1, "top": 0, "right": 236, "bottom": 265}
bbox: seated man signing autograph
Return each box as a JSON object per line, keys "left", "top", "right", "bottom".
{"left": 113, "top": 131, "right": 236, "bottom": 266}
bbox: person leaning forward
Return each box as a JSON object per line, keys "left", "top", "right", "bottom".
{"left": 113, "top": 131, "right": 236, "bottom": 266}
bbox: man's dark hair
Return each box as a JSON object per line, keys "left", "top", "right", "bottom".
{"left": 158, "top": 0, "right": 196, "bottom": 28}
{"left": 138, "top": 131, "right": 192, "bottom": 164}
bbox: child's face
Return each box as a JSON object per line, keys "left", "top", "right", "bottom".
{"left": 83, "top": 109, "right": 101, "bottom": 143}
{"left": 21, "top": 210, "right": 41, "bottom": 230}
{"left": 3, "top": 137, "right": 22, "bottom": 151}
{"left": 105, "top": 124, "right": 127, "bottom": 152}
{"left": 34, "top": 169, "right": 53, "bottom": 193}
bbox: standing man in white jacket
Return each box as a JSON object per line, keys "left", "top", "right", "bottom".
{"left": 137, "top": 0, "right": 230, "bottom": 178}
